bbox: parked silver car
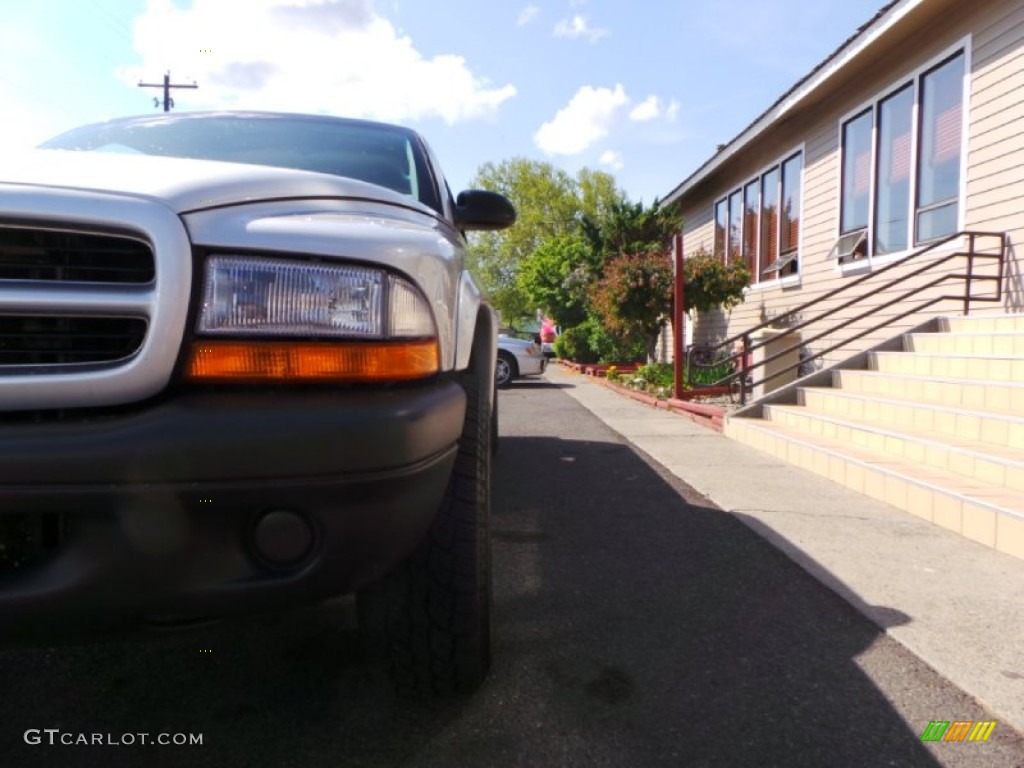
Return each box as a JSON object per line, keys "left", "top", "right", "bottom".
{"left": 496, "top": 334, "right": 547, "bottom": 388}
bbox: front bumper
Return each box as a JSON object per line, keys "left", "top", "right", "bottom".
{"left": 0, "top": 381, "right": 465, "bottom": 641}
{"left": 518, "top": 353, "right": 547, "bottom": 377}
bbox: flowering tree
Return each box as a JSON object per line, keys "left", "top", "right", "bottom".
{"left": 592, "top": 251, "right": 674, "bottom": 363}
{"left": 588, "top": 248, "right": 750, "bottom": 364}
{"left": 682, "top": 249, "right": 750, "bottom": 313}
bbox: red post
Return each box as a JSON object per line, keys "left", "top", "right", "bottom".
{"left": 673, "top": 232, "right": 686, "bottom": 399}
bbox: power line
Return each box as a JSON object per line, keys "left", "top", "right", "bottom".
{"left": 87, "top": 0, "right": 135, "bottom": 45}
{"left": 137, "top": 72, "right": 198, "bottom": 112}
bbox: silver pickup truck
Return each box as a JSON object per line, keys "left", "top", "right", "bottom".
{"left": 0, "top": 111, "right": 514, "bottom": 695}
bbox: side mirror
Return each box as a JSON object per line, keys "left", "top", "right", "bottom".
{"left": 454, "top": 189, "right": 516, "bottom": 231}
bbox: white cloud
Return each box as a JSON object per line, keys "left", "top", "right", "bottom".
{"left": 599, "top": 150, "right": 623, "bottom": 170}
{"left": 120, "top": 0, "right": 516, "bottom": 125}
{"left": 553, "top": 14, "right": 608, "bottom": 43}
{"left": 517, "top": 5, "right": 539, "bottom": 26}
{"left": 0, "top": 85, "right": 66, "bottom": 149}
{"left": 665, "top": 99, "right": 681, "bottom": 122}
{"left": 534, "top": 83, "right": 627, "bottom": 155}
{"left": 629, "top": 96, "right": 660, "bottom": 122}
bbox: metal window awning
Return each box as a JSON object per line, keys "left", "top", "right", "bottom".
{"left": 826, "top": 229, "right": 867, "bottom": 261}
{"left": 761, "top": 248, "right": 799, "bottom": 276}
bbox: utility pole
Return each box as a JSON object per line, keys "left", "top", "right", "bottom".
{"left": 137, "top": 72, "right": 198, "bottom": 112}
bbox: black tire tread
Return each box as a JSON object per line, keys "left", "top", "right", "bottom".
{"left": 358, "top": 367, "right": 492, "bottom": 696}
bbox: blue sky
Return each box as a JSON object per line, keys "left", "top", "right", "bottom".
{"left": 2, "top": 0, "right": 888, "bottom": 204}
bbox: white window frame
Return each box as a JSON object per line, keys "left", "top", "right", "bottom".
{"left": 834, "top": 36, "right": 971, "bottom": 274}
{"left": 712, "top": 143, "right": 806, "bottom": 294}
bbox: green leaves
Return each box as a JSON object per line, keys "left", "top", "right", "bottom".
{"left": 466, "top": 158, "right": 623, "bottom": 324}
{"left": 465, "top": 156, "right": 700, "bottom": 365}
{"left": 592, "top": 251, "right": 674, "bottom": 361}
{"left": 516, "top": 234, "right": 591, "bottom": 329}
{"left": 681, "top": 249, "right": 751, "bottom": 314}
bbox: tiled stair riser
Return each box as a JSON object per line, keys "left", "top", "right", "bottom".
{"left": 724, "top": 314, "right": 1024, "bottom": 561}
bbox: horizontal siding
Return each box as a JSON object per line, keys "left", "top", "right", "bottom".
{"left": 970, "top": 70, "right": 1024, "bottom": 124}
{"left": 972, "top": 43, "right": 1024, "bottom": 100}
{"left": 970, "top": 114, "right": 1024, "bottom": 157}
{"left": 971, "top": 90, "right": 1024, "bottom": 139}
{"left": 970, "top": 129, "right": 1024, "bottom": 166}
{"left": 966, "top": 159, "right": 1024, "bottom": 198}
{"left": 965, "top": 0, "right": 1024, "bottom": 316}
{"left": 968, "top": 196, "right": 1024, "bottom": 227}
{"left": 972, "top": 0, "right": 1024, "bottom": 67}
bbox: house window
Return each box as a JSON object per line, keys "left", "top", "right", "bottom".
{"left": 714, "top": 199, "right": 727, "bottom": 261}
{"left": 917, "top": 53, "right": 965, "bottom": 243}
{"left": 780, "top": 153, "right": 803, "bottom": 266}
{"left": 728, "top": 189, "right": 743, "bottom": 265}
{"left": 760, "top": 166, "right": 779, "bottom": 279}
{"left": 875, "top": 85, "right": 914, "bottom": 254}
{"left": 712, "top": 149, "right": 802, "bottom": 286}
{"left": 841, "top": 109, "right": 872, "bottom": 240}
{"left": 837, "top": 48, "right": 965, "bottom": 266}
{"left": 743, "top": 180, "right": 759, "bottom": 281}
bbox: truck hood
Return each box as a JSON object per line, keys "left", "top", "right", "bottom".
{"left": 0, "top": 148, "right": 419, "bottom": 215}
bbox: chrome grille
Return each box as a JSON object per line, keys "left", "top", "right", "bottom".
{"left": 0, "top": 226, "right": 154, "bottom": 284}
{"left": 0, "top": 190, "right": 190, "bottom": 411}
{"left": 0, "top": 316, "right": 147, "bottom": 367}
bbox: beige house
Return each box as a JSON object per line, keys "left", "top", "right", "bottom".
{"left": 661, "top": 0, "right": 1024, "bottom": 560}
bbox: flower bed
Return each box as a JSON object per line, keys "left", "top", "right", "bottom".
{"left": 602, "top": 378, "right": 727, "bottom": 432}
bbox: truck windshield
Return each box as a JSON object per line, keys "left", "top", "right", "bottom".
{"left": 42, "top": 113, "right": 440, "bottom": 212}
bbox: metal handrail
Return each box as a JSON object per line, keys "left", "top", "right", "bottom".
{"left": 687, "top": 230, "right": 1008, "bottom": 404}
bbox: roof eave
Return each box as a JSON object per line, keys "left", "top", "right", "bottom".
{"left": 661, "top": 0, "right": 922, "bottom": 208}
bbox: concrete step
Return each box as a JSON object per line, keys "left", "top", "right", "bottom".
{"left": 794, "top": 388, "right": 1024, "bottom": 449}
{"left": 833, "top": 370, "right": 1024, "bottom": 414}
{"left": 942, "top": 314, "right": 1024, "bottom": 333}
{"left": 726, "top": 415, "right": 1024, "bottom": 560}
{"left": 905, "top": 331, "right": 1024, "bottom": 356}
{"left": 869, "top": 350, "right": 1024, "bottom": 382}
{"left": 763, "top": 403, "right": 1024, "bottom": 491}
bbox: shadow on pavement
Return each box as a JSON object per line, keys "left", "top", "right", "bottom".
{"left": 1, "top": 384, "right": 1020, "bottom": 767}
{"left": 505, "top": 380, "right": 574, "bottom": 390}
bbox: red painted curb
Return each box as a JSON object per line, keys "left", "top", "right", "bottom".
{"left": 601, "top": 380, "right": 726, "bottom": 432}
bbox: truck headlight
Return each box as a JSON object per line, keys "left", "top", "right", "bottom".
{"left": 186, "top": 256, "right": 438, "bottom": 382}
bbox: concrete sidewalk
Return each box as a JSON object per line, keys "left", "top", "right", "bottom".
{"left": 544, "top": 363, "right": 1024, "bottom": 734}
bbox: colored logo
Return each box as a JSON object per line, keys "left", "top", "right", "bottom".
{"left": 920, "top": 720, "right": 997, "bottom": 742}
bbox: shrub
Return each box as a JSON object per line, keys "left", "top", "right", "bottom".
{"left": 553, "top": 324, "right": 599, "bottom": 363}
{"left": 555, "top": 317, "right": 645, "bottom": 364}
{"left": 585, "top": 317, "right": 647, "bottom": 363}
{"left": 636, "top": 362, "right": 674, "bottom": 390}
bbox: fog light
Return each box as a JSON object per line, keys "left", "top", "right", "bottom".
{"left": 252, "top": 509, "right": 315, "bottom": 567}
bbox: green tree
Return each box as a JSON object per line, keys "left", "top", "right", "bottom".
{"left": 466, "top": 158, "right": 622, "bottom": 324}
{"left": 516, "top": 234, "right": 592, "bottom": 329}
{"left": 582, "top": 198, "right": 681, "bottom": 266}
{"left": 576, "top": 167, "right": 621, "bottom": 226}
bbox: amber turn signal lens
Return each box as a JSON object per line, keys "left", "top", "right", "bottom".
{"left": 185, "top": 340, "right": 439, "bottom": 382}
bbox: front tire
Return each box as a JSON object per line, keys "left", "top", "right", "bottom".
{"left": 358, "top": 366, "right": 493, "bottom": 695}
